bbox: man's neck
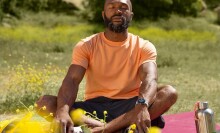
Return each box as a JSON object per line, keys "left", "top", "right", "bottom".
{"left": 104, "top": 29, "right": 128, "bottom": 42}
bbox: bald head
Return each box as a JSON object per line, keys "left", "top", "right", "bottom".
{"left": 104, "top": 0, "right": 132, "bottom": 11}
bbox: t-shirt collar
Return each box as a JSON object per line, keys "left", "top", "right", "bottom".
{"left": 101, "top": 32, "right": 130, "bottom": 46}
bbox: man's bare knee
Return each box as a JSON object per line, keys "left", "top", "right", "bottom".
{"left": 158, "top": 85, "right": 178, "bottom": 106}
{"left": 36, "top": 95, "right": 57, "bottom": 109}
{"left": 35, "top": 95, "right": 57, "bottom": 121}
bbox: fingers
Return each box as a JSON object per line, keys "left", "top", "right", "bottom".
{"left": 60, "top": 120, "right": 67, "bottom": 133}
{"left": 67, "top": 122, "right": 74, "bottom": 133}
{"left": 136, "top": 119, "right": 151, "bottom": 133}
{"left": 60, "top": 119, "right": 75, "bottom": 133}
{"left": 137, "top": 123, "right": 143, "bottom": 133}
{"left": 137, "top": 123, "right": 147, "bottom": 133}
{"left": 83, "top": 115, "right": 104, "bottom": 128}
{"left": 145, "top": 119, "right": 151, "bottom": 128}
{"left": 50, "top": 119, "right": 74, "bottom": 133}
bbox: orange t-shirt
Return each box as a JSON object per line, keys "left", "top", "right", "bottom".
{"left": 72, "top": 32, "right": 157, "bottom": 100}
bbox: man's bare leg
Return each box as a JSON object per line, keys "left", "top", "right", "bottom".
{"left": 148, "top": 85, "right": 178, "bottom": 120}
{"left": 36, "top": 85, "right": 177, "bottom": 132}
{"left": 35, "top": 95, "right": 104, "bottom": 127}
{"left": 35, "top": 95, "right": 57, "bottom": 122}
{"left": 91, "top": 85, "right": 178, "bottom": 132}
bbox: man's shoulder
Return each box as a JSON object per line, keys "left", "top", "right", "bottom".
{"left": 81, "top": 32, "right": 102, "bottom": 43}
{"left": 128, "top": 32, "right": 153, "bottom": 46}
{"left": 75, "top": 32, "right": 102, "bottom": 48}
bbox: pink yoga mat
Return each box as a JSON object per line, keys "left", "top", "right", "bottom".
{"left": 162, "top": 111, "right": 220, "bottom": 133}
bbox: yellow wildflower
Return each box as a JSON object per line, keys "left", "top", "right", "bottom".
{"left": 103, "top": 111, "right": 108, "bottom": 115}
{"left": 34, "top": 103, "right": 38, "bottom": 107}
{"left": 128, "top": 131, "right": 134, "bottom": 133}
{"left": 70, "top": 108, "right": 85, "bottom": 125}
{"left": 83, "top": 111, "right": 86, "bottom": 115}
{"left": 100, "top": 119, "right": 104, "bottom": 123}
{"left": 148, "top": 126, "right": 161, "bottom": 133}
{"left": 16, "top": 109, "right": 20, "bottom": 113}
{"left": 29, "top": 105, "right": 34, "bottom": 110}
{"left": 93, "top": 111, "right": 97, "bottom": 115}
{"left": 49, "top": 113, "right": 53, "bottom": 117}
{"left": 130, "top": 124, "right": 136, "bottom": 130}
{"left": 50, "top": 129, "right": 54, "bottom": 133}
{"left": 42, "top": 106, "right": 46, "bottom": 110}
{"left": 15, "top": 121, "right": 47, "bottom": 133}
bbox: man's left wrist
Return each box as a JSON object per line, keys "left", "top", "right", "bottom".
{"left": 136, "top": 98, "right": 149, "bottom": 108}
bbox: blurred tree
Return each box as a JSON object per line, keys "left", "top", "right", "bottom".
{"left": 46, "top": 0, "right": 78, "bottom": 14}
{"left": 215, "top": 6, "right": 220, "bottom": 24}
{"left": 81, "top": 0, "right": 105, "bottom": 23}
{"left": 16, "top": 0, "right": 78, "bottom": 13}
{"left": 17, "top": 0, "right": 48, "bottom": 12}
{"left": 132, "top": 0, "right": 173, "bottom": 20}
{"left": 82, "top": 0, "right": 203, "bottom": 23}
{"left": 171, "top": 0, "right": 201, "bottom": 17}
{"left": 0, "top": 0, "right": 21, "bottom": 19}
{"left": 0, "top": 0, "right": 78, "bottom": 22}
{"left": 205, "top": 0, "right": 219, "bottom": 9}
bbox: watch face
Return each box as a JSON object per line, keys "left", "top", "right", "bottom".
{"left": 138, "top": 98, "right": 145, "bottom": 103}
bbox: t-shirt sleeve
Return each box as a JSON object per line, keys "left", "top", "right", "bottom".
{"left": 72, "top": 41, "right": 90, "bottom": 69}
{"left": 139, "top": 41, "right": 157, "bottom": 66}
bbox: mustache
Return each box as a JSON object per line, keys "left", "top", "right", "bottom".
{"left": 111, "top": 14, "right": 123, "bottom": 19}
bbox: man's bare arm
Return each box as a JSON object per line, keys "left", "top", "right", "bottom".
{"left": 57, "top": 64, "right": 86, "bottom": 112}
{"left": 138, "top": 61, "right": 157, "bottom": 107}
{"left": 56, "top": 64, "right": 86, "bottom": 133}
{"left": 135, "top": 61, "right": 157, "bottom": 132}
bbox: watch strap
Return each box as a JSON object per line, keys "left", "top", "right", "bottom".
{"left": 136, "top": 98, "right": 149, "bottom": 108}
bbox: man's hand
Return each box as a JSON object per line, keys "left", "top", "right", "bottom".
{"left": 53, "top": 109, "right": 74, "bottom": 133}
{"left": 90, "top": 126, "right": 106, "bottom": 133}
{"left": 82, "top": 115, "right": 105, "bottom": 128}
{"left": 129, "top": 104, "right": 151, "bottom": 133}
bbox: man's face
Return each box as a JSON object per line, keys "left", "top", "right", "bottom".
{"left": 103, "top": 0, "right": 133, "bottom": 33}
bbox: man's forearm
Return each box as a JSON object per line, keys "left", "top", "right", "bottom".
{"left": 103, "top": 105, "right": 148, "bottom": 132}
{"left": 57, "top": 77, "right": 79, "bottom": 112}
{"left": 104, "top": 112, "right": 130, "bottom": 132}
{"left": 138, "top": 62, "right": 158, "bottom": 105}
{"left": 56, "top": 64, "right": 86, "bottom": 112}
{"left": 139, "top": 79, "right": 157, "bottom": 105}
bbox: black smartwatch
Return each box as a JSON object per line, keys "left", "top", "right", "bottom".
{"left": 136, "top": 98, "right": 149, "bottom": 108}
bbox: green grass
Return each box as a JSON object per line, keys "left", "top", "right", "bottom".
{"left": 0, "top": 12, "right": 220, "bottom": 124}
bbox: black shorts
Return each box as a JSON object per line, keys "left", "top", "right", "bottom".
{"left": 72, "top": 96, "right": 165, "bottom": 128}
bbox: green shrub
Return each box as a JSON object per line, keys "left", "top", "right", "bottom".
{"left": 128, "top": 26, "right": 217, "bottom": 43}
{"left": 52, "top": 45, "right": 65, "bottom": 53}
{"left": 157, "top": 55, "right": 177, "bottom": 68}
{"left": 0, "top": 25, "right": 94, "bottom": 45}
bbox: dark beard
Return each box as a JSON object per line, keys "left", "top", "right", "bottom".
{"left": 103, "top": 13, "right": 130, "bottom": 33}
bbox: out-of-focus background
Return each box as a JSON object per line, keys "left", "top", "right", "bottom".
{"left": 0, "top": 0, "right": 220, "bottom": 123}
